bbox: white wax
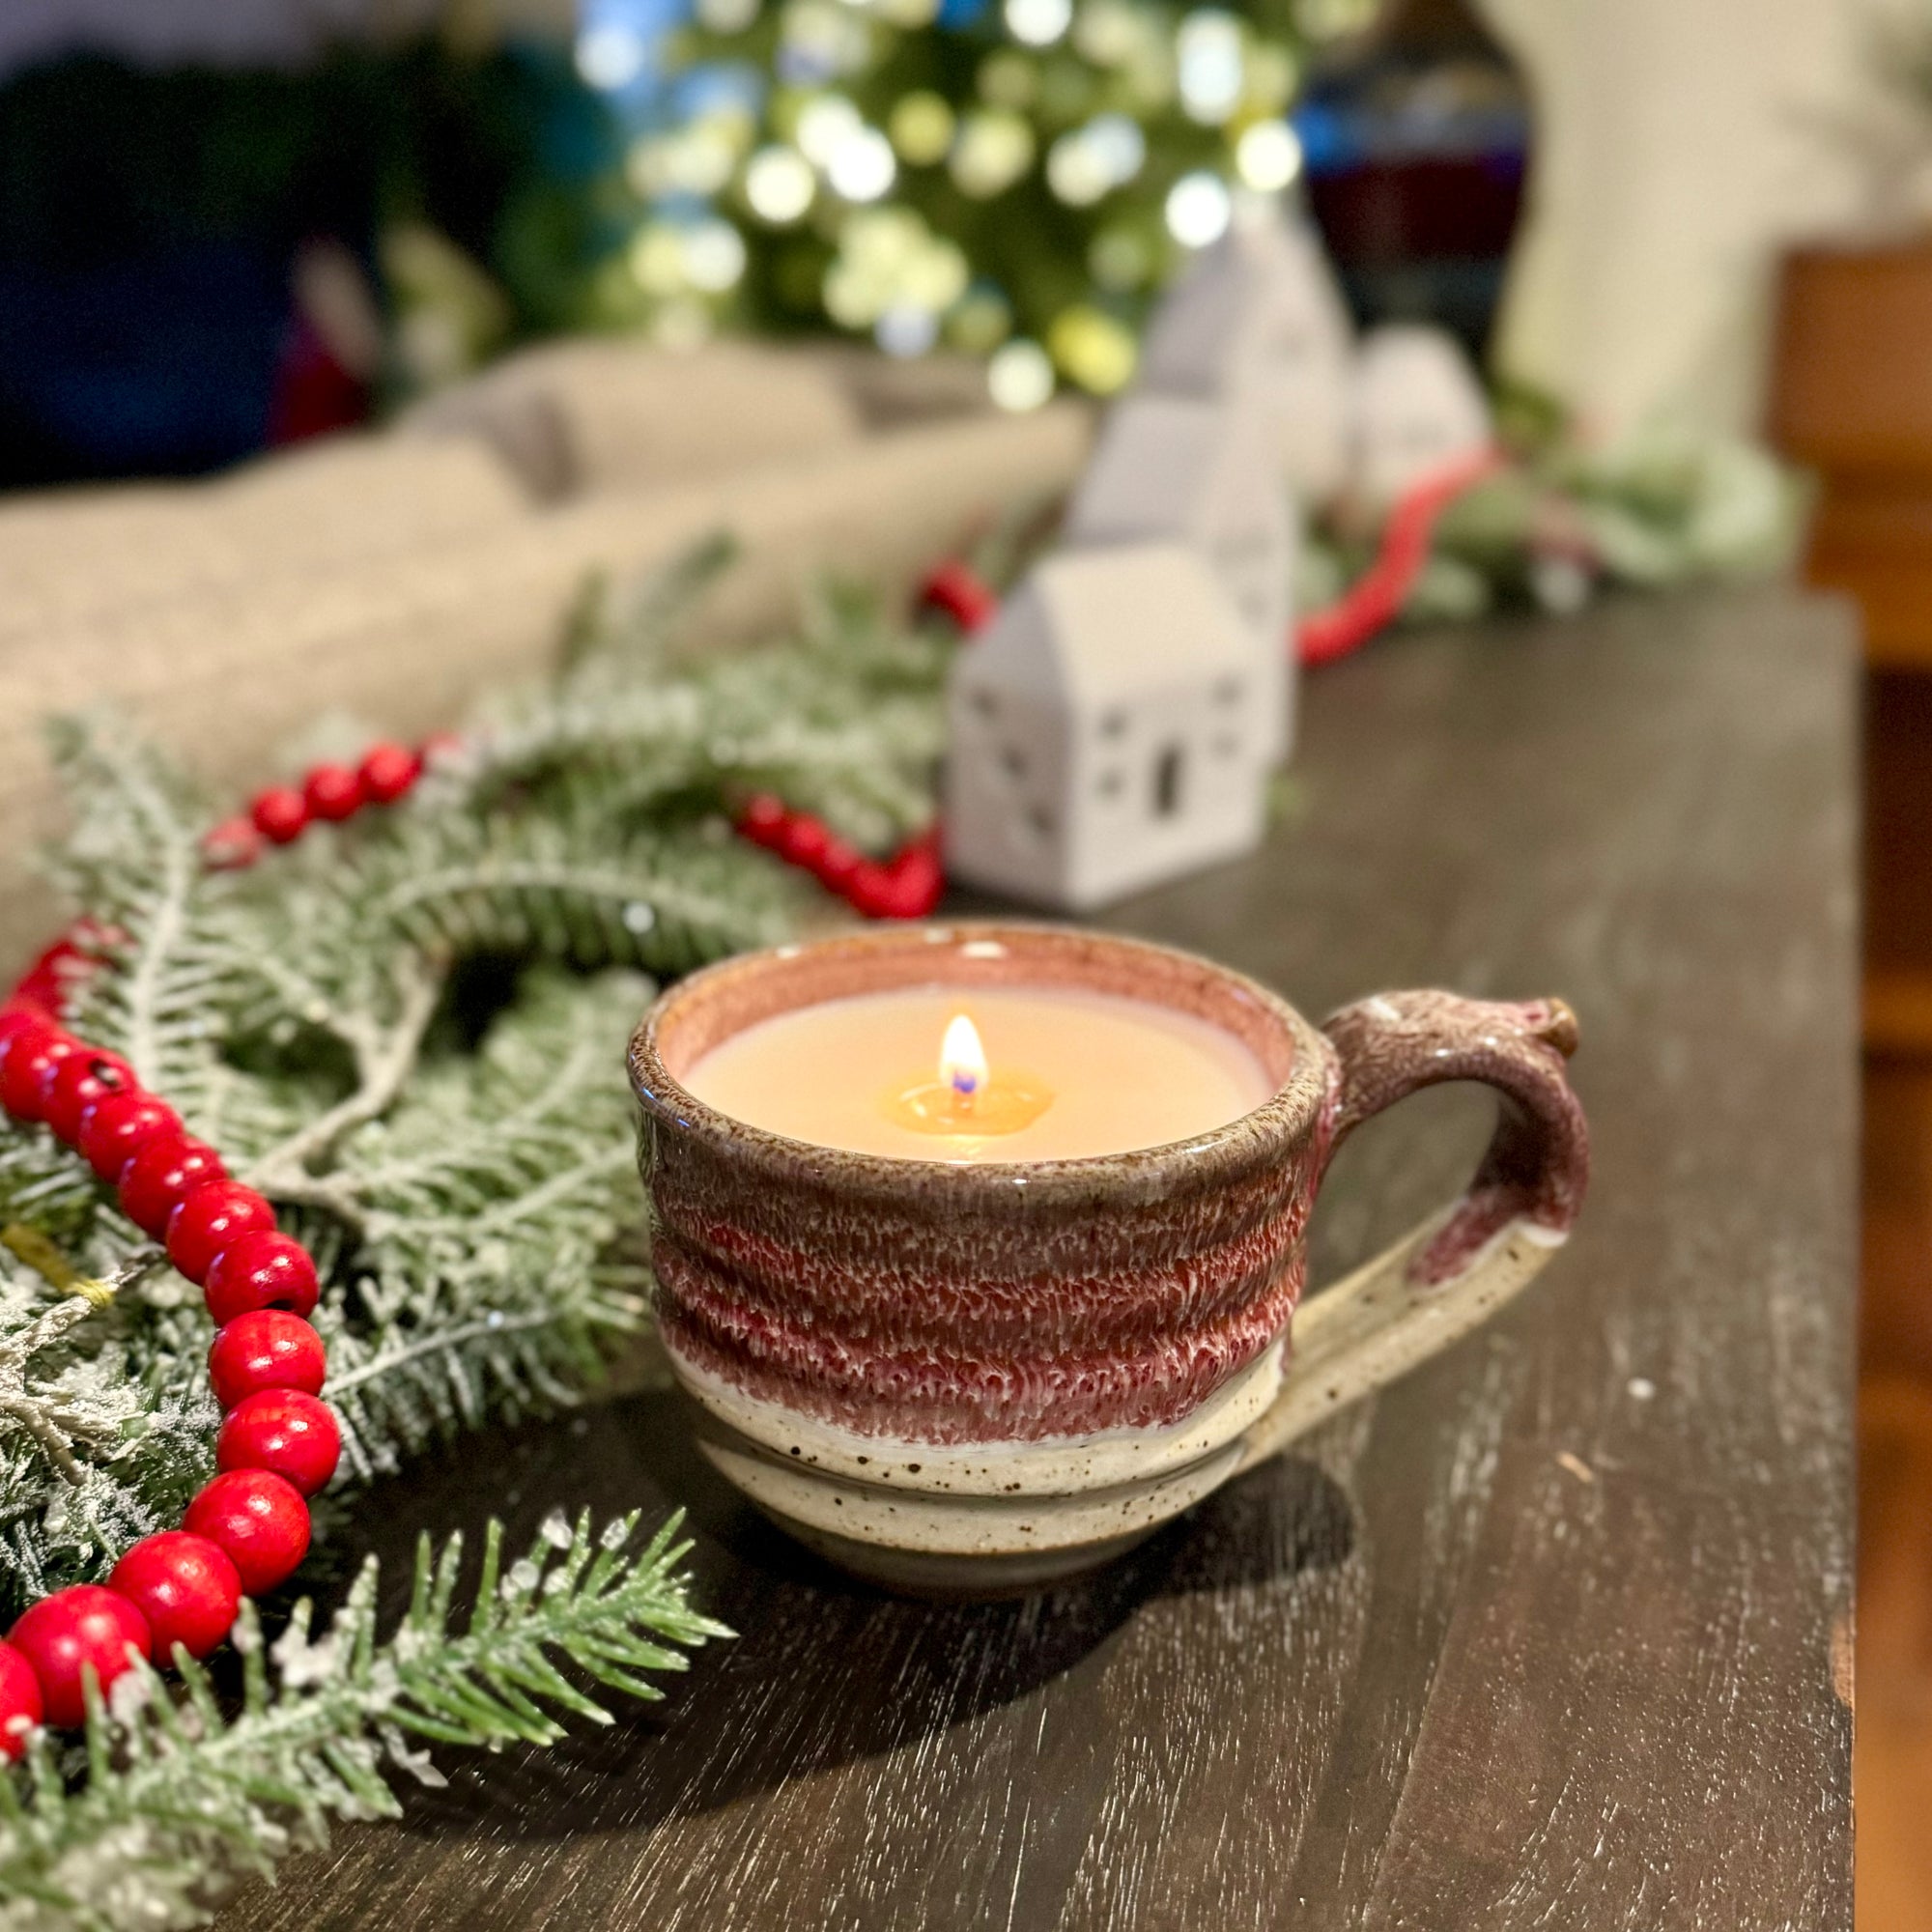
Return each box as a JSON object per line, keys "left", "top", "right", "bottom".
{"left": 682, "top": 984, "right": 1273, "bottom": 1163}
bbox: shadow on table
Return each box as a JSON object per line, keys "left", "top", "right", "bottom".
{"left": 352, "top": 1383, "right": 1354, "bottom": 1845}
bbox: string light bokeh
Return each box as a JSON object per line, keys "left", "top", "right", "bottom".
{"left": 571, "top": 0, "right": 1375, "bottom": 408}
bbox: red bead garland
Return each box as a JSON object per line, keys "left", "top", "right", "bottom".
{"left": 77, "top": 1091, "right": 182, "bottom": 1184}
{"left": 108, "top": 1533, "right": 241, "bottom": 1662}
{"left": 0, "top": 1030, "right": 76, "bottom": 1122}
{"left": 184, "top": 1470, "right": 311, "bottom": 1594}
{"left": 250, "top": 787, "right": 309, "bottom": 846}
{"left": 40, "top": 1047, "right": 134, "bottom": 1145}
{"left": 203, "top": 1232, "right": 319, "bottom": 1324}
{"left": 118, "top": 1135, "right": 227, "bottom": 1238}
{"left": 733, "top": 794, "right": 944, "bottom": 923}
{"left": 7, "top": 1586, "right": 152, "bottom": 1729}
{"left": 916, "top": 560, "right": 999, "bottom": 635}
{"left": 208, "top": 1310, "right": 327, "bottom": 1407}
{"left": 358, "top": 741, "right": 420, "bottom": 805}
{"left": 164, "top": 1180, "right": 276, "bottom": 1285}
{"left": 215, "top": 1390, "right": 340, "bottom": 1497}
{"left": 0, "top": 972, "right": 331, "bottom": 1745}
{"left": 302, "top": 764, "right": 363, "bottom": 824}
{"left": 219, "top": 736, "right": 433, "bottom": 870}
{"left": 0, "top": 1641, "right": 42, "bottom": 1763}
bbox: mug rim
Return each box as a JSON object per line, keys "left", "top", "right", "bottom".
{"left": 628, "top": 920, "right": 1335, "bottom": 1208}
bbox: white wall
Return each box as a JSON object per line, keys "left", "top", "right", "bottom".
{"left": 1485, "top": 0, "right": 1875, "bottom": 437}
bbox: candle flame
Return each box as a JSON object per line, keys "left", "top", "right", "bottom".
{"left": 939, "top": 1013, "right": 987, "bottom": 1104}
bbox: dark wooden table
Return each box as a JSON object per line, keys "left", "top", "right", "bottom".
{"left": 225, "top": 586, "right": 1858, "bottom": 1931}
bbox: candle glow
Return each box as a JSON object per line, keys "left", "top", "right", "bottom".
{"left": 884, "top": 1009, "right": 1052, "bottom": 1139}
{"left": 940, "top": 1013, "right": 987, "bottom": 1107}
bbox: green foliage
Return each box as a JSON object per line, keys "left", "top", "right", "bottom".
{"left": 0, "top": 541, "right": 945, "bottom": 1928}
{"left": 0, "top": 1511, "right": 728, "bottom": 1931}
{"left": 621, "top": 0, "right": 1324, "bottom": 395}
{"left": 0, "top": 541, "right": 945, "bottom": 1614}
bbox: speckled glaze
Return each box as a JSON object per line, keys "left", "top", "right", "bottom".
{"left": 630, "top": 923, "right": 1588, "bottom": 1593}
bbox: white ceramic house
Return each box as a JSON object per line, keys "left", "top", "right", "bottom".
{"left": 944, "top": 545, "right": 1270, "bottom": 910}
{"left": 1062, "top": 393, "right": 1296, "bottom": 763}
{"left": 1137, "top": 209, "right": 1355, "bottom": 503}
{"left": 1350, "top": 324, "right": 1493, "bottom": 506}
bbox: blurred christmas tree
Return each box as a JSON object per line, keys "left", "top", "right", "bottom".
{"left": 591, "top": 0, "right": 1376, "bottom": 403}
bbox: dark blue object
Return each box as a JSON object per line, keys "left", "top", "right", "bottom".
{"left": 1293, "top": 0, "right": 1531, "bottom": 364}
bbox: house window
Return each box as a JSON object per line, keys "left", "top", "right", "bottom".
{"left": 1152, "top": 745, "right": 1185, "bottom": 817}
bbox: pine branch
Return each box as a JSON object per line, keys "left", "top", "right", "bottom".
{"left": 0, "top": 1510, "right": 729, "bottom": 1932}
{"left": 240, "top": 955, "right": 446, "bottom": 1198}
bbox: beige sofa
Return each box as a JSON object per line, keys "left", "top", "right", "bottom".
{"left": 0, "top": 342, "right": 1092, "bottom": 964}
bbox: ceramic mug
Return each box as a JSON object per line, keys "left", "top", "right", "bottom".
{"left": 630, "top": 923, "right": 1588, "bottom": 1596}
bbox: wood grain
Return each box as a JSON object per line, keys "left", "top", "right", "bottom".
{"left": 216, "top": 584, "right": 1857, "bottom": 1931}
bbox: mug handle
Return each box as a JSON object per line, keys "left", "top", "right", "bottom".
{"left": 1236, "top": 990, "right": 1590, "bottom": 1472}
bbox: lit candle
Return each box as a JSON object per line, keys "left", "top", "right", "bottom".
{"left": 681, "top": 984, "right": 1273, "bottom": 1162}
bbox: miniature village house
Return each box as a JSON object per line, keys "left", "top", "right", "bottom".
{"left": 944, "top": 545, "right": 1270, "bottom": 911}
{"left": 1137, "top": 212, "right": 1355, "bottom": 503}
{"left": 1062, "top": 392, "right": 1296, "bottom": 761}
{"left": 1350, "top": 325, "right": 1493, "bottom": 506}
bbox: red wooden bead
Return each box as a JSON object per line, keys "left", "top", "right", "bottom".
{"left": 845, "top": 863, "right": 898, "bottom": 919}
{"left": 250, "top": 787, "right": 309, "bottom": 845}
{"left": 165, "top": 1180, "right": 275, "bottom": 1285}
{"left": 108, "top": 1532, "right": 241, "bottom": 1662}
{"left": 118, "top": 1135, "right": 226, "bottom": 1239}
{"left": 39, "top": 1046, "right": 134, "bottom": 1145}
{"left": 814, "top": 837, "right": 862, "bottom": 890}
{"left": 738, "top": 794, "right": 788, "bottom": 847}
{"left": 302, "top": 763, "right": 362, "bottom": 823}
{"left": 0, "top": 1639, "right": 42, "bottom": 1762}
{"left": 358, "top": 741, "right": 420, "bottom": 804}
{"left": 77, "top": 1090, "right": 182, "bottom": 1183}
{"left": 183, "top": 1470, "right": 311, "bottom": 1595}
{"left": 204, "top": 1233, "right": 320, "bottom": 1324}
{"left": 0, "top": 1007, "right": 44, "bottom": 1061}
{"left": 201, "top": 816, "right": 263, "bottom": 870}
{"left": 8, "top": 1585, "right": 151, "bottom": 1729}
{"left": 215, "top": 1390, "right": 340, "bottom": 1497}
{"left": 208, "top": 1309, "right": 327, "bottom": 1407}
{"left": 0, "top": 1030, "right": 74, "bottom": 1121}
{"left": 778, "top": 813, "right": 830, "bottom": 868}
{"left": 884, "top": 842, "right": 944, "bottom": 918}
{"left": 918, "top": 560, "right": 999, "bottom": 634}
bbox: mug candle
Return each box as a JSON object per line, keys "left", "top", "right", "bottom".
{"left": 680, "top": 984, "right": 1273, "bottom": 1162}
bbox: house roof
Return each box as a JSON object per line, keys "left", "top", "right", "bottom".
{"left": 1139, "top": 214, "right": 1351, "bottom": 396}
{"left": 1062, "top": 394, "right": 1286, "bottom": 551}
{"left": 960, "top": 545, "right": 1256, "bottom": 706}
